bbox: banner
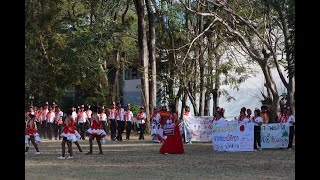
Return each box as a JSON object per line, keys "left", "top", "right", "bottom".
{"left": 163, "top": 118, "right": 175, "bottom": 136}
{"left": 183, "top": 116, "right": 214, "bottom": 142}
{"left": 260, "top": 123, "right": 289, "bottom": 148}
{"left": 212, "top": 121, "right": 254, "bottom": 152}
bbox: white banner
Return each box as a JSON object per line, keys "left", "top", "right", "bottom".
{"left": 184, "top": 116, "right": 214, "bottom": 142}
{"left": 260, "top": 123, "right": 289, "bottom": 148}
{"left": 212, "top": 121, "right": 254, "bottom": 152}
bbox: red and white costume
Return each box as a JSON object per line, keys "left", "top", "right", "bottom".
{"left": 86, "top": 113, "right": 107, "bottom": 143}
{"left": 278, "top": 113, "right": 288, "bottom": 123}
{"left": 151, "top": 112, "right": 161, "bottom": 142}
{"left": 25, "top": 118, "right": 41, "bottom": 147}
{"left": 60, "top": 117, "right": 78, "bottom": 142}
{"left": 108, "top": 108, "right": 116, "bottom": 120}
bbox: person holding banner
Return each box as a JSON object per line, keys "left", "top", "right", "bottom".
{"left": 215, "top": 111, "right": 225, "bottom": 122}
{"left": 252, "top": 108, "right": 263, "bottom": 151}
{"left": 151, "top": 107, "right": 161, "bottom": 142}
{"left": 182, "top": 106, "right": 193, "bottom": 144}
{"left": 278, "top": 106, "right": 288, "bottom": 123}
{"left": 286, "top": 107, "right": 295, "bottom": 150}
{"left": 160, "top": 105, "right": 184, "bottom": 154}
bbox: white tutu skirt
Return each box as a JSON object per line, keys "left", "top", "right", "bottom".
{"left": 75, "top": 130, "right": 81, "bottom": 141}
{"left": 25, "top": 133, "right": 41, "bottom": 146}
{"left": 86, "top": 128, "right": 107, "bottom": 144}
{"left": 60, "top": 133, "right": 78, "bottom": 142}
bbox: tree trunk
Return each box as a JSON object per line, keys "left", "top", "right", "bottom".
{"left": 198, "top": 0, "right": 206, "bottom": 116}
{"left": 180, "top": 90, "right": 188, "bottom": 119}
{"left": 259, "top": 61, "right": 279, "bottom": 123}
{"left": 146, "top": 0, "right": 157, "bottom": 115}
{"left": 134, "top": 0, "right": 150, "bottom": 132}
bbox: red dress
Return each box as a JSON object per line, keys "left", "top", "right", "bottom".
{"left": 160, "top": 113, "right": 184, "bottom": 154}
{"left": 25, "top": 119, "right": 37, "bottom": 135}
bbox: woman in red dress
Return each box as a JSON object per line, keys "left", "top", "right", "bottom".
{"left": 25, "top": 113, "right": 41, "bottom": 155}
{"left": 58, "top": 109, "right": 77, "bottom": 159}
{"left": 85, "top": 105, "right": 107, "bottom": 155}
{"left": 160, "top": 105, "right": 184, "bottom": 154}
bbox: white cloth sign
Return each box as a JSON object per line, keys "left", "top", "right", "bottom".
{"left": 212, "top": 121, "right": 254, "bottom": 152}
{"left": 260, "top": 123, "right": 289, "bottom": 148}
{"left": 184, "top": 116, "right": 214, "bottom": 142}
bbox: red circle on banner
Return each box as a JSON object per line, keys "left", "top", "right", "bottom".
{"left": 240, "top": 125, "right": 245, "bottom": 132}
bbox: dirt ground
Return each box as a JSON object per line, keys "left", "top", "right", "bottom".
{"left": 25, "top": 134, "right": 295, "bottom": 180}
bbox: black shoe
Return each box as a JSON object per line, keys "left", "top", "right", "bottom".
{"left": 85, "top": 152, "right": 93, "bottom": 155}
{"left": 79, "top": 149, "right": 83, "bottom": 152}
{"left": 99, "top": 152, "right": 103, "bottom": 155}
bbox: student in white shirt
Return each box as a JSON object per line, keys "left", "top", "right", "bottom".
{"left": 136, "top": 106, "right": 146, "bottom": 140}
{"left": 77, "top": 105, "right": 87, "bottom": 140}
{"left": 124, "top": 104, "right": 134, "bottom": 140}
{"left": 115, "top": 102, "right": 125, "bottom": 141}
{"left": 182, "top": 106, "right": 193, "bottom": 144}
{"left": 108, "top": 102, "right": 117, "bottom": 141}
{"left": 252, "top": 108, "right": 263, "bottom": 151}
{"left": 99, "top": 107, "right": 108, "bottom": 136}
{"left": 215, "top": 111, "right": 225, "bottom": 122}
{"left": 286, "top": 107, "right": 295, "bottom": 150}
{"left": 46, "top": 106, "right": 55, "bottom": 140}
{"left": 54, "top": 106, "right": 64, "bottom": 140}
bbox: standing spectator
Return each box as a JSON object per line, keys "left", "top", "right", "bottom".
{"left": 286, "top": 107, "right": 295, "bottom": 150}
{"left": 124, "top": 104, "right": 134, "bottom": 140}
{"left": 252, "top": 108, "right": 263, "bottom": 151}
{"left": 136, "top": 106, "right": 146, "bottom": 140}
{"left": 115, "top": 102, "right": 125, "bottom": 141}
{"left": 215, "top": 111, "right": 225, "bottom": 122}
{"left": 151, "top": 107, "right": 161, "bottom": 142}
{"left": 41, "top": 103, "right": 49, "bottom": 139}
{"left": 261, "top": 105, "right": 269, "bottom": 124}
{"left": 71, "top": 107, "right": 78, "bottom": 126}
{"left": 54, "top": 106, "right": 64, "bottom": 140}
{"left": 77, "top": 105, "right": 87, "bottom": 140}
{"left": 99, "top": 107, "right": 108, "bottom": 137}
{"left": 46, "top": 106, "right": 55, "bottom": 140}
{"left": 182, "top": 106, "right": 193, "bottom": 144}
{"left": 34, "top": 107, "right": 42, "bottom": 138}
{"left": 278, "top": 106, "right": 288, "bottom": 123}
{"left": 238, "top": 107, "right": 247, "bottom": 121}
{"left": 108, "top": 102, "right": 117, "bottom": 141}
{"left": 85, "top": 105, "right": 92, "bottom": 132}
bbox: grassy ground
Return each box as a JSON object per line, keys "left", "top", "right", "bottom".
{"left": 25, "top": 134, "right": 295, "bottom": 180}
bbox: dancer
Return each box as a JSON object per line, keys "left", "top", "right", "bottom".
{"left": 85, "top": 105, "right": 107, "bottom": 155}
{"left": 160, "top": 105, "right": 184, "bottom": 154}
{"left": 25, "top": 114, "right": 41, "bottom": 155}
{"left": 58, "top": 109, "right": 77, "bottom": 159}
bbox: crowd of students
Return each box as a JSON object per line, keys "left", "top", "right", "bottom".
{"left": 25, "top": 102, "right": 294, "bottom": 158}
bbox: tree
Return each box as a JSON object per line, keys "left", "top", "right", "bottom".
{"left": 134, "top": 0, "right": 150, "bottom": 132}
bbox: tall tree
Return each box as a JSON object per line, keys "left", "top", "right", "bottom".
{"left": 134, "top": 0, "right": 150, "bottom": 132}
{"left": 145, "top": 0, "right": 157, "bottom": 115}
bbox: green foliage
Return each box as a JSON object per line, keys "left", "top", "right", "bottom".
{"left": 130, "top": 103, "right": 140, "bottom": 116}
